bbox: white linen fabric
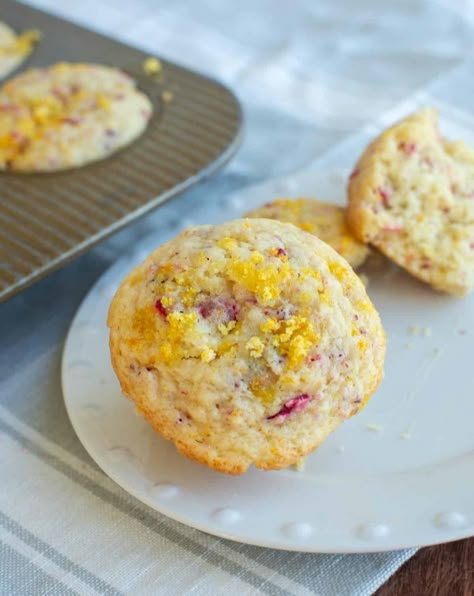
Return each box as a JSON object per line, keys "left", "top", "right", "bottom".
{"left": 2, "top": 0, "right": 473, "bottom": 593}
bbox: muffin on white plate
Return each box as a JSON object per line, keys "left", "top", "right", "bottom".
{"left": 108, "top": 219, "right": 386, "bottom": 475}
{"left": 348, "top": 107, "right": 474, "bottom": 295}
{"left": 246, "top": 197, "right": 369, "bottom": 269}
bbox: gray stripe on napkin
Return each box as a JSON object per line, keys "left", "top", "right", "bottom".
{"left": 0, "top": 538, "right": 79, "bottom": 596}
{"left": 0, "top": 387, "right": 416, "bottom": 595}
{"left": 0, "top": 420, "right": 291, "bottom": 596}
{"left": 0, "top": 512, "right": 121, "bottom": 596}
{"left": 220, "top": 544, "right": 416, "bottom": 594}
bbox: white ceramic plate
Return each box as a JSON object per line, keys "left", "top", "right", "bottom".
{"left": 62, "top": 104, "right": 474, "bottom": 552}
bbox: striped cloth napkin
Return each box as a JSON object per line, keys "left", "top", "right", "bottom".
{"left": 2, "top": 0, "right": 473, "bottom": 593}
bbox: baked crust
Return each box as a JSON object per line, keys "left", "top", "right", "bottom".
{"left": 108, "top": 219, "right": 386, "bottom": 474}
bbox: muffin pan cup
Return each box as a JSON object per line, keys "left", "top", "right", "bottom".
{"left": 0, "top": 0, "right": 242, "bottom": 302}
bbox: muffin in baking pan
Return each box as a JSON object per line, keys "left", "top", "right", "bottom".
{"left": 0, "top": 62, "right": 152, "bottom": 171}
{"left": 0, "top": 22, "right": 40, "bottom": 80}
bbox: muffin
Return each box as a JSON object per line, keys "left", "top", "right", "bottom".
{"left": 246, "top": 198, "right": 369, "bottom": 268}
{"left": 108, "top": 219, "right": 386, "bottom": 474}
{"left": 0, "top": 62, "right": 152, "bottom": 171}
{"left": 347, "top": 107, "right": 474, "bottom": 295}
{"left": 0, "top": 22, "right": 40, "bottom": 80}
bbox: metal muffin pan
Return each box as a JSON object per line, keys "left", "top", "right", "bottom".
{"left": 0, "top": 0, "right": 243, "bottom": 302}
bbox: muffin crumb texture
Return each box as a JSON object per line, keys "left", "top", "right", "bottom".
{"left": 347, "top": 107, "right": 474, "bottom": 295}
{"left": 108, "top": 219, "right": 385, "bottom": 474}
{"left": 143, "top": 57, "right": 162, "bottom": 76}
